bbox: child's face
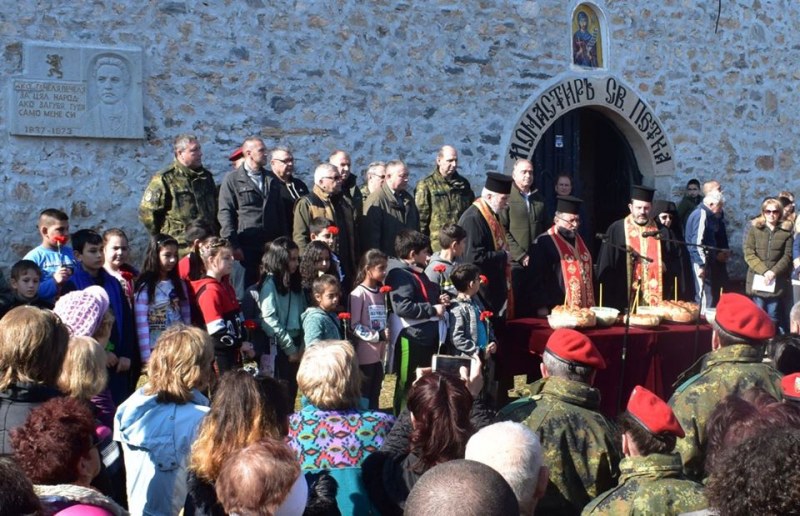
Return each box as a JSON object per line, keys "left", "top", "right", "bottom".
{"left": 11, "top": 270, "right": 40, "bottom": 299}
{"left": 41, "top": 219, "right": 70, "bottom": 248}
{"left": 451, "top": 239, "right": 466, "bottom": 258}
{"left": 288, "top": 249, "right": 300, "bottom": 274}
{"left": 76, "top": 243, "right": 104, "bottom": 273}
{"left": 315, "top": 250, "right": 331, "bottom": 274}
{"left": 410, "top": 248, "right": 430, "bottom": 268}
{"left": 466, "top": 277, "right": 481, "bottom": 297}
{"left": 316, "top": 285, "right": 340, "bottom": 312}
{"left": 209, "top": 248, "right": 235, "bottom": 277}
{"left": 159, "top": 245, "right": 179, "bottom": 275}
{"left": 312, "top": 229, "right": 337, "bottom": 249}
{"left": 103, "top": 236, "right": 129, "bottom": 269}
{"left": 368, "top": 262, "right": 388, "bottom": 283}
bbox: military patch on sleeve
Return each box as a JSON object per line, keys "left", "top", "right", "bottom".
{"left": 144, "top": 189, "right": 161, "bottom": 203}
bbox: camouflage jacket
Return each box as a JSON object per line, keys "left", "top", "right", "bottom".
{"left": 504, "top": 377, "right": 621, "bottom": 516}
{"left": 581, "top": 453, "right": 706, "bottom": 515}
{"left": 668, "top": 343, "right": 782, "bottom": 481}
{"left": 414, "top": 169, "right": 474, "bottom": 251}
{"left": 138, "top": 160, "right": 218, "bottom": 249}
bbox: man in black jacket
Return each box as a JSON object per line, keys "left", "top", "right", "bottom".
{"left": 218, "top": 136, "right": 286, "bottom": 285}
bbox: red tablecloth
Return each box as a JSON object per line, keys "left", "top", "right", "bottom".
{"left": 497, "top": 318, "right": 713, "bottom": 417}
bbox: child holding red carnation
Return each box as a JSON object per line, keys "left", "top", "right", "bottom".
{"left": 349, "top": 248, "right": 390, "bottom": 409}
{"left": 424, "top": 223, "right": 467, "bottom": 296}
{"left": 447, "top": 263, "right": 498, "bottom": 401}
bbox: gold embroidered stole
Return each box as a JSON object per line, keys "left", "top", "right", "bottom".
{"left": 547, "top": 226, "right": 595, "bottom": 308}
{"left": 623, "top": 215, "right": 663, "bottom": 305}
{"left": 474, "top": 198, "right": 514, "bottom": 318}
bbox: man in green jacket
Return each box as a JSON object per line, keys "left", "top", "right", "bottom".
{"left": 415, "top": 145, "right": 474, "bottom": 252}
{"left": 669, "top": 292, "right": 782, "bottom": 481}
{"left": 499, "top": 329, "right": 621, "bottom": 515}
{"left": 499, "top": 159, "right": 546, "bottom": 317}
{"left": 582, "top": 386, "right": 706, "bottom": 515}
{"left": 363, "top": 160, "right": 419, "bottom": 257}
{"left": 138, "top": 134, "right": 218, "bottom": 255}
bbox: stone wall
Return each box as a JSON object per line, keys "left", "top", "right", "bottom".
{"left": 1, "top": 0, "right": 797, "bottom": 277}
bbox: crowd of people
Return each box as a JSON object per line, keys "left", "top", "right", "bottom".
{"left": 0, "top": 132, "right": 799, "bottom": 514}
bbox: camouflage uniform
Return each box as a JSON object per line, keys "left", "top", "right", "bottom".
{"left": 414, "top": 168, "right": 474, "bottom": 252}
{"left": 500, "top": 376, "right": 621, "bottom": 516}
{"left": 668, "top": 343, "right": 782, "bottom": 481}
{"left": 138, "top": 160, "right": 218, "bottom": 252}
{"left": 581, "top": 453, "right": 706, "bottom": 515}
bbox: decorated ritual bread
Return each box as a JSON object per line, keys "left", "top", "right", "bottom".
{"left": 549, "top": 305, "right": 597, "bottom": 329}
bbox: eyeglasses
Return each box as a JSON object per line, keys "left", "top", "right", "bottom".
{"left": 556, "top": 216, "right": 580, "bottom": 226}
{"left": 764, "top": 209, "right": 781, "bottom": 214}
{"left": 659, "top": 214, "right": 673, "bottom": 219}
{"left": 370, "top": 174, "right": 386, "bottom": 179}
{"left": 272, "top": 158, "right": 293, "bottom": 164}
{"left": 321, "top": 175, "right": 342, "bottom": 181}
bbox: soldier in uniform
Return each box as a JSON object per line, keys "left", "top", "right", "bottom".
{"left": 582, "top": 386, "right": 706, "bottom": 515}
{"left": 498, "top": 329, "right": 621, "bottom": 515}
{"left": 139, "top": 134, "right": 218, "bottom": 255}
{"left": 669, "top": 292, "right": 782, "bottom": 481}
{"left": 415, "top": 145, "right": 475, "bottom": 252}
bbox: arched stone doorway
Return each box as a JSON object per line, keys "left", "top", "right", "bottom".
{"left": 501, "top": 73, "right": 676, "bottom": 255}
{"left": 533, "top": 107, "right": 642, "bottom": 255}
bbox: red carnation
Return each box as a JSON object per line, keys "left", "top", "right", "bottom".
{"left": 338, "top": 312, "right": 351, "bottom": 320}
{"left": 479, "top": 274, "right": 488, "bottom": 285}
{"left": 327, "top": 225, "right": 340, "bottom": 236}
{"left": 433, "top": 264, "right": 447, "bottom": 273}
{"left": 242, "top": 319, "right": 258, "bottom": 330}
{"left": 53, "top": 235, "right": 68, "bottom": 245}
{"left": 379, "top": 286, "right": 392, "bottom": 294}
{"left": 480, "top": 310, "right": 494, "bottom": 321}
{"left": 120, "top": 271, "right": 134, "bottom": 281}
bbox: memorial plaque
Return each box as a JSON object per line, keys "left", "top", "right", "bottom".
{"left": 9, "top": 41, "right": 143, "bottom": 139}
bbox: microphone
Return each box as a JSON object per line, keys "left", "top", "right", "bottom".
{"left": 595, "top": 233, "right": 609, "bottom": 241}
{"left": 641, "top": 230, "right": 661, "bottom": 238}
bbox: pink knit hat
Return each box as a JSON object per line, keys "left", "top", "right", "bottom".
{"left": 54, "top": 286, "right": 110, "bottom": 337}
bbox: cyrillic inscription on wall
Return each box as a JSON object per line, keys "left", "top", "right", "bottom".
{"left": 9, "top": 41, "right": 143, "bottom": 139}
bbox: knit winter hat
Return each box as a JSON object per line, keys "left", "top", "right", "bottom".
{"left": 54, "top": 286, "right": 110, "bottom": 337}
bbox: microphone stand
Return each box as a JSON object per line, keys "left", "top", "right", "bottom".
{"left": 598, "top": 236, "right": 652, "bottom": 414}
{"left": 645, "top": 232, "right": 725, "bottom": 361}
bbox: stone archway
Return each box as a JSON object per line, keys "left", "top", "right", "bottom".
{"left": 501, "top": 72, "right": 676, "bottom": 187}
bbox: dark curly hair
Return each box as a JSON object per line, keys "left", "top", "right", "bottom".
{"left": 704, "top": 387, "right": 800, "bottom": 476}
{"left": 707, "top": 428, "right": 800, "bottom": 515}
{"left": 407, "top": 372, "right": 473, "bottom": 474}
{"left": 300, "top": 241, "right": 337, "bottom": 291}
{"left": 10, "top": 396, "right": 96, "bottom": 485}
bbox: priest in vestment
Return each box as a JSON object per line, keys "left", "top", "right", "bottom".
{"left": 597, "top": 185, "right": 664, "bottom": 311}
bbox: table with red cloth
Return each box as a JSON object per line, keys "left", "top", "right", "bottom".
{"left": 497, "top": 318, "right": 713, "bottom": 417}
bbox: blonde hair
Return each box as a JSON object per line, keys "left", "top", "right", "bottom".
{"left": 297, "top": 340, "right": 361, "bottom": 410}
{"left": 144, "top": 324, "right": 214, "bottom": 403}
{"left": 761, "top": 197, "right": 783, "bottom": 217}
{"left": 58, "top": 336, "right": 107, "bottom": 400}
{"left": 0, "top": 307, "right": 69, "bottom": 391}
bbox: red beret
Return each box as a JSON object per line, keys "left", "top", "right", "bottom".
{"left": 545, "top": 329, "right": 606, "bottom": 369}
{"left": 782, "top": 373, "right": 800, "bottom": 402}
{"left": 714, "top": 293, "right": 775, "bottom": 341}
{"left": 626, "top": 385, "right": 685, "bottom": 438}
{"left": 228, "top": 147, "right": 243, "bottom": 162}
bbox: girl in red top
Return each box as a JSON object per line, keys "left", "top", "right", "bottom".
{"left": 191, "top": 237, "right": 254, "bottom": 374}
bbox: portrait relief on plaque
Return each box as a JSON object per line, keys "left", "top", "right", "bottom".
{"left": 572, "top": 5, "right": 604, "bottom": 69}
{"left": 9, "top": 42, "right": 143, "bottom": 139}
